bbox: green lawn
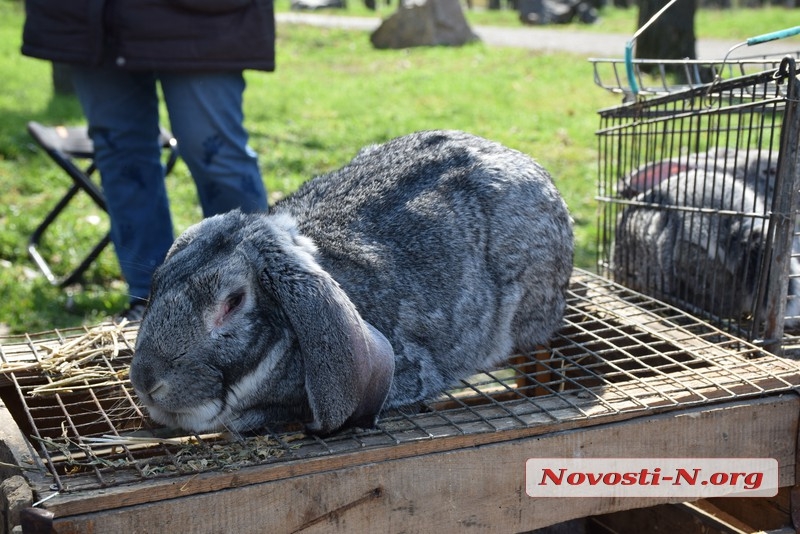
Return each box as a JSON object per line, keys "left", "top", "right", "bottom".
{"left": 1, "top": 0, "right": 796, "bottom": 335}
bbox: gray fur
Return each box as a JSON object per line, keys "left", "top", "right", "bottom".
{"left": 619, "top": 148, "right": 779, "bottom": 199}
{"left": 613, "top": 168, "right": 800, "bottom": 324}
{"left": 130, "top": 130, "right": 574, "bottom": 435}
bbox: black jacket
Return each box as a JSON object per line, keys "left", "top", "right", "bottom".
{"left": 21, "top": 0, "right": 275, "bottom": 72}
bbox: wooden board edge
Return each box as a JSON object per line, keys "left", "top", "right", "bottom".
{"left": 48, "top": 394, "right": 800, "bottom": 533}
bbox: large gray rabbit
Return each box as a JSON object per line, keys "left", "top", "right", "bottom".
{"left": 618, "top": 147, "right": 779, "bottom": 199}
{"left": 613, "top": 167, "right": 800, "bottom": 325}
{"left": 130, "top": 130, "right": 574, "bottom": 435}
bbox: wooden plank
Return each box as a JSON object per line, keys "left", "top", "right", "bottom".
{"left": 590, "top": 502, "right": 752, "bottom": 534}
{"left": 704, "top": 482, "right": 792, "bottom": 530}
{"left": 1, "top": 398, "right": 35, "bottom": 478}
{"left": 692, "top": 496, "right": 791, "bottom": 532}
{"left": 49, "top": 395, "right": 800, "bottom": 534}
{"left": 0, "top": 400, "right": 31, "bottom": 480}
{"left": 27, "top": 360, "right": 800, "bottom": 519}
{"left": 592, "top": 501, "right": 795, "bottom": 533}
{"left": 0, "top": 396, "right": 53, "bottom": 494}
{"left": 32, "top": 401, "right": 655, "bottom": 518}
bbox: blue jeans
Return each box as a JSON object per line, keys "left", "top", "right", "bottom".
{"left": 70, "top": 68, "right": 268, "bottom": 301}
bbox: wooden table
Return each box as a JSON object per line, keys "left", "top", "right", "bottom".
{"left": 2, "top": 269, "right": 799, "bottom": 533}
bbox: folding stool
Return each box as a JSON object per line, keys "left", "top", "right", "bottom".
{"left": 26, "top": 121, "right": 178, "bottom": 287}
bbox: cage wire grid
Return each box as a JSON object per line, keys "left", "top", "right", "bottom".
{"left": 1, "top": 269, "right": 799, "bottom": 496}
{"left": 590, "top": 51, "right": 800, "bottom": 99}
{"left": 595, "top": 55, "right": 800, "bottom": 353}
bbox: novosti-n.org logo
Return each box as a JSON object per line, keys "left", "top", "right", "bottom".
{"left": 525, "top": 458, "right": 778, "bottom": 498}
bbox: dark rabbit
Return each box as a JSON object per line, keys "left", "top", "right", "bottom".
{"left": 130, "top": 130, "right": 574, "bottom": 435}
{"left": 613, "top": 168, "right": 800, "bottom": 324}
{"left": 618, "top": 148, "right": 779, "bottom": 199}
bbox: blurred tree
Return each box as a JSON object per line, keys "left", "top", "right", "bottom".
{"left": 635, "top": 0, "right": 697, "bottom": 62}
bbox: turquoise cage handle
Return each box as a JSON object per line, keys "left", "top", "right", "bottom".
{"left": 624, "top": 41, "right": 638, "bottom": 96}
{"left": 746, "top": 26, "right": 800, "bottom": 46}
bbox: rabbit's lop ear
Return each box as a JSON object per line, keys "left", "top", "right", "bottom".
{"left": 165, "top": 210, "right": 248, "bottom": 261}
{"left": 252, "top": 214, "right": 395, "bottom": 435}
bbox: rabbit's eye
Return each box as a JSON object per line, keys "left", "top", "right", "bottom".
{"left": 226, "top": 291, "right": 245, "bottom": 313}
{"left": 208, "top": 290, "right": 247, "bottom": 330}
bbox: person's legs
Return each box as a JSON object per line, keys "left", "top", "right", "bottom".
{"left": 160, "top": 71, "right": 268, "bottom": 216}
{"left": 70, "top": 67, "right": 174, "bottom": 303}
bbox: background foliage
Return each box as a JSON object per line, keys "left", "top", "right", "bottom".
{"left": 0, "top": 0, "right": 795, "bottom": 335}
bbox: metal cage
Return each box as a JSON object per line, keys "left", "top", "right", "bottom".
{"left": 595, "top": 56, "right": 800, "bottom": 356}
{"left": 2, "top": 270, "right": 797, "bottom": 499}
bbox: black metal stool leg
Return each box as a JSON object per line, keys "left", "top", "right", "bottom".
{"left": 27, "top": 181, "right": 111, "bottom": 287}
{"left": 25, "top": 121, "right": 177, "bottom": 289}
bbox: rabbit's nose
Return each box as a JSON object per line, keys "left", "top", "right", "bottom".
{"left": 130, "top": 362, "right": 165, "bottom": 398}
{"left": 132, "top": 379, "right": 170, "bottom": 408}
{"left": 145, "top": 380, "right": 168, "bottom": 399}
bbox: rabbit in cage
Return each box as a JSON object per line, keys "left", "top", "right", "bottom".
{"left": 618, "top": 146, "right": 799, "bottom": 259}
{"left": 130, "top": 130, "right": 574, "bottom": 436}
{"left": 618, "top": 148, "right": 780, "bottom": 199}
{"left": 613, "top": 165, "right": 800, "bottom": 327}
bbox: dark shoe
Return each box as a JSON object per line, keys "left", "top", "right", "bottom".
{"left": 114, "top": 301, "right": 147, "bottom": 324}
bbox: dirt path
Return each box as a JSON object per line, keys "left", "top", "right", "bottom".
{"left": 276, "top": 12, "right": 800, "bottom": 59}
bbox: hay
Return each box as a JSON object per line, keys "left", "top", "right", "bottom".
{"left": 0, "top": 321, "right": 132, "bottom": 396}
{"left": 3, "top": 321, "right": 310, "bottom": 476}
{"left": 37, "top": 429, "right": 306, "bottom": 476}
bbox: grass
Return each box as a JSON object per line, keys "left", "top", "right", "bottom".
{"left": 1, "top": 0, "right": 795, "bottom": 335}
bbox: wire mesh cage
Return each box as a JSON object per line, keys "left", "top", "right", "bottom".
{"left": 2, "top": 270, "right": 799, "bottom": 502}
{"left": 591, "top": 53, "right": 800, "bottom": 100}
{"left": 595, "top": 55, "right": 800, "bottom": 356}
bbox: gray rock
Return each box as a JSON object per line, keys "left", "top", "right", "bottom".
{"left": 1, "top": 476, "right": 33, "bottom": 534}
{"left": 370, "top": 0, "right": 480, "bottom": 49}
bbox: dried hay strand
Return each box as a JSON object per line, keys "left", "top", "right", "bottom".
{"left": 36, "top": 424, "right": 306, "bottom": 476}
{"left": 0, "top": 321, "right": 134, "bottom": 396}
